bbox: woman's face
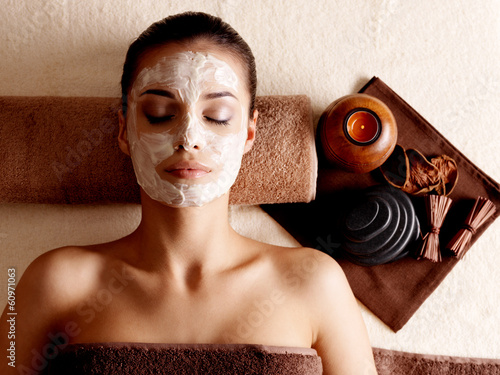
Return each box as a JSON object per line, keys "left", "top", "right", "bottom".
{"left": 120, "top": 43, "right": 256, "bottom": 207}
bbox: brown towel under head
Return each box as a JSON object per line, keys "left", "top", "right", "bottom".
{"left": 0, "top": 95, "right": 317, "bottom": 205}
{"left": 44, "top": 342, "right": 323, "bottom": 374}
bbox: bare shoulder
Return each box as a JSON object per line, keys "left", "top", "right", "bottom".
{"left": 280, "top": 247, "right": 355, "bottom": 333}
{"left": 265, "top": 245, "right": 346, "bottom": 295}
{"left": 24, "top": 246, "right": 104, "bottom": 290}
{"left": 265, "top": 245, "right": 377, "bottom": 373}
{"left": 260, "top": 244, "right": 350, "bottom": 313}
{"left": 13, "top": 245, "right": 110, "bottom": 318}
{"left": 0, "top": 245, "right": 112, "bottom": 372}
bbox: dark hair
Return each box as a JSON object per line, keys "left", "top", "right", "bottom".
{"left": 121, "top": 11, "right": 257, "bottom": 117}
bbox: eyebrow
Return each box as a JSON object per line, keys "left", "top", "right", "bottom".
{"left": 202, "top": 91, "right": 238, "bottom": 101}
{"left": 139, "top": 89, "right": 175, "bottom": 98}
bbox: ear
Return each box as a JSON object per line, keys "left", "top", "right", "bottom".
{"left": 243, "top": 109, "right": 258, "bottom": 154}
{"left": 118, "top": 109, "right": 131, "bottom": 156}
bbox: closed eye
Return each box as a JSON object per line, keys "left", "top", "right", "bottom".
{"left": 204, "top": 116, "right": 230, "bottom": 126}
{"left": 146, "top": 115, "right": 175, "bottom": 125}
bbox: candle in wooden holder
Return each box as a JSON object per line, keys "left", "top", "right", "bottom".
{"left": 344, "top": 109, "right": 381, "bottom": 145}
{"left": 318, "top": 94, "right": 398, "bottom": 173}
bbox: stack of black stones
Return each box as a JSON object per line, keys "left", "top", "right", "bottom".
{"left": 340, "top": 185, "right": 420, "bottom": 266}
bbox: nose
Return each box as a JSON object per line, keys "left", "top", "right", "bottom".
{"left": 173, "top": 113, "right": 206, "bottom": 151}
{"left": 173, "top": 139, "right": 201, "bottom": 151}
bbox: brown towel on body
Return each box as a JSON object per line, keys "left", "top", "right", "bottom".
{"left": 0, "top": 95, "right": 317, "bottom": 205}
{"left": 44, "top": 342, "right": 322, "bottom": 374}
{"left": 43, "top": 341, "right": 500, "bottom": 374}
{"left": 373, "top": 347, "right": 500, "bottom": 375}
{"left": 263, "top": 77, "right": 500, "bottom": 332}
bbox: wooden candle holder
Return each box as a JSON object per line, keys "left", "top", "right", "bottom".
{"left": 318, "top": 94, "right": 398, "bottom": 173}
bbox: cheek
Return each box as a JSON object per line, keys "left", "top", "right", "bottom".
{"left": 126, "top": 102, "right": 174, "bottom": 166}
{"left": 211, "top": 105, "right": 249, "bottom": 165}
{"left": 210, "top": 125, "right": 248, "bottom": 167}
{"left": 135, "top": 132, "right": 176, "bottom": 166}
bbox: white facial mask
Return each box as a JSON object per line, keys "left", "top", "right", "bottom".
{"left": 127, "top": 51, "right": 248, "bottom": 207}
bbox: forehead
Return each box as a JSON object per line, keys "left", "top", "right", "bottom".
{"left": 132, "top": 43, "right": 247, "bottom": 91}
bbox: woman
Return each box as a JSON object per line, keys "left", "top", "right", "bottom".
{"left": 1, "top": 12, "right": 376, "bottom": 374}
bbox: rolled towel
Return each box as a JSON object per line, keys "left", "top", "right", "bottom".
{"left": 0, "top": 95, "right": 316, "bottom": 205}
{"left": 45, "top": 342, "right": 323, "bottom": 374}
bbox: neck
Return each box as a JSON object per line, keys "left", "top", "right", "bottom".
{"left": 128, "top": 189, "right": 241, "bottom": 285}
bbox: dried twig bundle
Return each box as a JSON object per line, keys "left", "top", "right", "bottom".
{"left": 418, "top": 195, "right": 453, "bottom": 262}
{"left": 447, "top": 197, "right": 496, "bottom": 259}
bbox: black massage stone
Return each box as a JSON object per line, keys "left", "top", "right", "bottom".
{"left": 342, "top": 193, "right": 400, "bottom": 256}
{"left": 355, "top": 194, "right": 408, "bottom": 265}
{"left": 340, "top": 185, "right": 420, "bottom": 266}
{"left": 344, "top": 196, "right": 392, "bottom": 242}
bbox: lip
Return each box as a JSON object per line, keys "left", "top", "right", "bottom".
{"left": 164, "top": 160, "right": 211, "bottom": 179}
